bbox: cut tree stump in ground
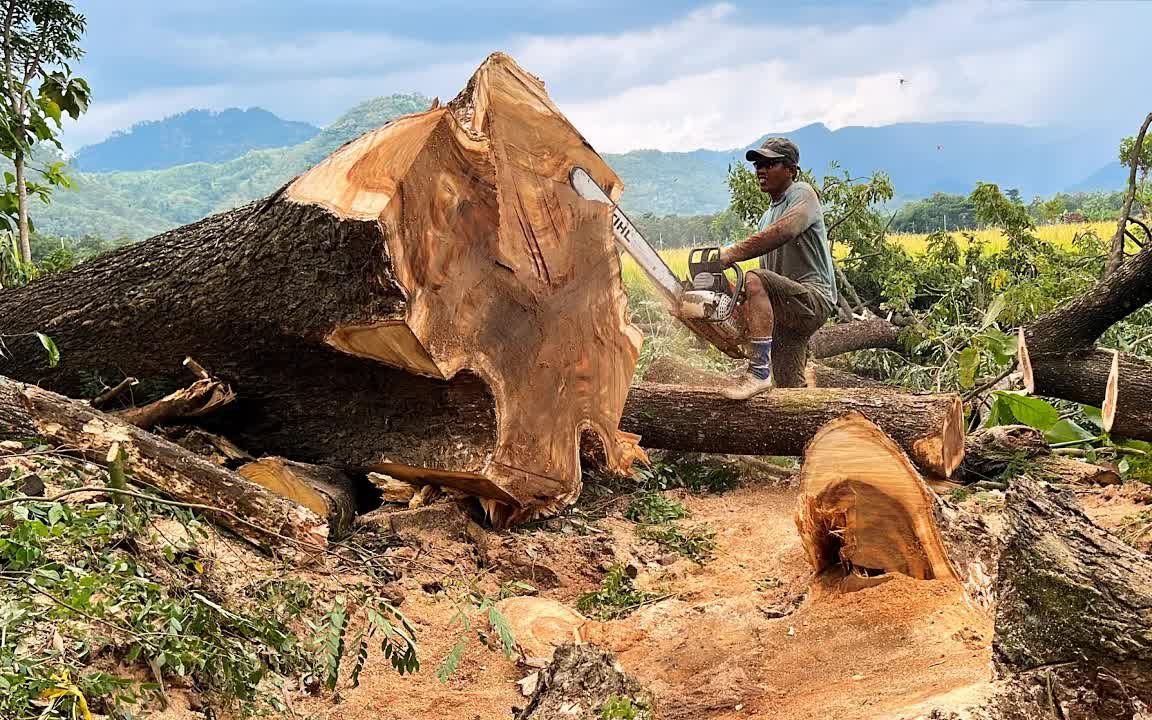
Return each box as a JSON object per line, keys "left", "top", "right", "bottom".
{"left": 992, "top": 476, "right": 1152, "bottom": 718}
{"left": 0, "top": 376, "right": 328, "bottom": 558}
{"left": 515, "top": 643, "right": 652, "bottom": 720}
{"left": 621, "top": 383, "right": 965, "bottom": 478}
{"left": 794, "top": 412, "right": 957, "bottom": 588}
{"left": 0, "top": 53, "right": 640, "bottom": 515}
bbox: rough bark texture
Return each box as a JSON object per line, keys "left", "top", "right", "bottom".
{"left": 957, "top": 425, "right": 1120, "bottom": 487}
{"left": 1026, "top": 349, "right": 1152, "bottom": 441}
{"left": 993, "top": 476, "right": 1152, "bottom": 718}
{"left": 515, "top": 643, "right": 653, "bottom": 720}
{"left": 809, "top": 317, "right": 903, "bottom": 358}
{"left": 1020, "top": 242, "right": 1152, "bottom": 442}
{"left": 621, "top": 382, "right": 965, "bottom": 478}
{"left": 237, "top": 457, "right": 357, "bottom": 538}
{"left": 0, "top": 376, "right": 328, "bottom": 558}
{"left": 115, "top": 377, "right": 235, "bottom": 430}
{"left": 0, "top": 53, "right": 640, "bottom": 513}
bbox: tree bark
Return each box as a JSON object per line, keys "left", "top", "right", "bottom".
{"left": 957, "top": 425, "right": 1120, "bottom": 487}
{"left": 1022, "top": 241, "right": 1152, "bottom": 440}
{"left": 14, "top": 148, "right": 30, "bottom": 264}
{"left": 620, "top": 382, "right": 965, "bottom": 478}
{"left": 808, "top": 317, "right": 902, "bottom": 358}
{"left": 1105, "top": 112, "right": 1152, "bottom": 277}
{"left": 992, "top": 476, "right": 1152, "bottom": 717}
{"left": 0, "top": 53, "right": 640, "bottom": 513}
{"left": 0, "top": 375, "right": 328, "bottom": 558}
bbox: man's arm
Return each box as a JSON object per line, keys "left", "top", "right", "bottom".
{"left": 720, "top": 186, "right": 821, "bottom": 265}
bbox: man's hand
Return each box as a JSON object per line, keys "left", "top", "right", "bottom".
{"left": 718, "top": 246, "right": 737, "bottom": 267}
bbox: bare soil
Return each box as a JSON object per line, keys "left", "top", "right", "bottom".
{"left": 297, "top": 478, "right": 998, "bottom": 720}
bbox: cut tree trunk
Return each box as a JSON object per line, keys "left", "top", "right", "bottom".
{"left": 0, "top": 376, "right": 328, "bottom": 558}
{"left": 992, "top": 476, "right": 1152, "bottom": 717}
{"left": 794, "top": 412, "right": 957, "bottom": 588}
{"left": 0, "top": 53, "right": 640, "bottom": 514}
{"left": 237, "top": 457, "right": 357, "bottom": 538}
{"left": 620, "top": 382, "right": 965, "bottom": 478}
{"left": 808, "top": 317, "right": 903, "bottom": 358}
{"left": 1021, "top": 242, "right": 1152, "bottom": 440}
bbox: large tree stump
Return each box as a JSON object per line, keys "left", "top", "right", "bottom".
{"left": 794, "top": 413, "right": 957, "bottom": 587}
{"left": 0, "top": 54, "right": 640, "bottom": 513}
{"left": 621, "top": 383, "right": 965, "bottom": 477}
{"left": 993, "top": 476, "right": 1152, "bottom": 718}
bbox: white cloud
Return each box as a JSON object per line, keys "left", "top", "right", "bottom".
{"left": 63, "top": 1, "right": 1152, "bottom": 152}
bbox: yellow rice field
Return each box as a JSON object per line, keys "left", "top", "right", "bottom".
{"left": 621, "top": 220, "right": 1116, "bottom": 291}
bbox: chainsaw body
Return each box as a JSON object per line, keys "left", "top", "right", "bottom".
{"left": 679, "top": 247, "right": 746, "bottom": 341}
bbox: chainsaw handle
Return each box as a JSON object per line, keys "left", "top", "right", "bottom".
{"left": 721, "top": 263, "right": 745, "bottom": 322}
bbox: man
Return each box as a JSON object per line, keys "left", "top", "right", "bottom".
{"left": 718, "top": 137, "right": 836, "bottom": 400}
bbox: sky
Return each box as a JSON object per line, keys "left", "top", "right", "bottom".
{"left": 62, "top": 0, "right": 1152, "bottom": 153}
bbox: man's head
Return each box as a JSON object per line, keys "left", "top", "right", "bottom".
{"left": 746, "top": 137, "right": 799, "bottom": 196}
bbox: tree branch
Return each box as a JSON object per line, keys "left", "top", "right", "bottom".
{"left": 1105, "top": 112, "right": 1152, "bottom": 276}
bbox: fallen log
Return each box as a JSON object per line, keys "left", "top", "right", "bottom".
{"left": 0, "top": 376, "right": 328, "bottom": 558}
{"left": 1022, "top": 243, "right": 1152, "bottom": 440}
{"left": 620, "top": 383, "right": 965, "bottom": 478}
{"left": 0, "top": 53, "right": 640, "bottom": 513}
{"left": 958, "top": 425, "right": 1120, "bottom": 487}
{"left": 808, "top": 317, "right": 903, "bottom": 358}
{"left": 794, "top": 412, "right": 957, "bottom": 588}
{"left": 237, "top": 457, "right": 357, "bottom": 538}
{"left": 992, "top": 476, "right": 1152, "bottom": 717}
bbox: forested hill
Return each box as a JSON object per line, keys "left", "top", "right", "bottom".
{"left": 38, "top": 97, "right": 1127, "bottom": 241}
{"left": 72, "top": 108, "right": 321, "bottom": 171}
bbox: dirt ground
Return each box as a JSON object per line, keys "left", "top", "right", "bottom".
{"left": 292, "top": 478, "right": 1006, "bottom": 720}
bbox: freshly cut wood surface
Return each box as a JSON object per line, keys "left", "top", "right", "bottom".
{"left": 238, "top": 457, "right": 357, "bottom": 538}
{"left": 795, "top": 412, "right": 956, "bottom": 583}
{"left": 621, "top": 383, "right": 965, "bottom": 478}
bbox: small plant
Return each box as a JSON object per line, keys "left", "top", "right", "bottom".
{"left": 576, "top": 566, "right": 658, "bottom": 620}
{"left": 436, "top": 590, "right": 517, "bottom": 682}
{"left": 631, "top": 456, "right": 740, "bottom": 495}
{"left": 624, "top": 492, "right": 688, "bottom": 524}
{"left": 637, "top": 523, "right": 716, "bottom": 563}
{"left": 601, "top": 694, "right": 650, "bottom": 720}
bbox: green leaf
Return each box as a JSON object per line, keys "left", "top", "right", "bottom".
{"left": 35, "top": 333, "right": 59, "bottom": 367}
{"left": 486, "top": 605, "right": 517, "bottom": 659}
{"left": 980, "top": 294, "right": 1007, "bottom": 330}
{"left": 1081, "top": 405, "right": 1104, "bottom": 430}
{"left": 1043, "top": 419, "right": 1094, "bottom": 445}
{"left": 436, "top": 637, "right": 468, "bottom": 683}
{"left": 957, "top": 347, "right": 979, "bottom": 389}
{"left": 985, "top": 391, "right": 1060, "bottom": 430}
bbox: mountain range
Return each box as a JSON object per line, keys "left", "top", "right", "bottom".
{"left": 34, "top": 95, "right": 1128, "bottom": 241}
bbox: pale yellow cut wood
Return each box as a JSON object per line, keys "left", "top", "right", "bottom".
{"left": 495, "top": 596, "right": 587, "bottom": 665}
{"left": 1018, "top": 327, "right": 1034, "bottom": 394}
{"left": 1103, "top": 348, "right": 1120, "bottom": 433}
{"left": 238, "top": 457, "right": 356, "bottom": 538}
{"left": 795, "top": 412, "right": 957, "bottom": 584}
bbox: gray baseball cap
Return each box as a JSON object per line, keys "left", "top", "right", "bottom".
{"left": 746, "top": 137, "right": 799, "bottom": 166}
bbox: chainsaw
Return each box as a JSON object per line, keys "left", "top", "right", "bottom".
{"left": 569, "top": 166, "right": 748, "bottom": 358}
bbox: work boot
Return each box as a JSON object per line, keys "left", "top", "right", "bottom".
{"left": 721, "top": 336, "right": 773, "bottom": 400}
{"left": 721, "top": 370, "right": 773, "bottom": 400}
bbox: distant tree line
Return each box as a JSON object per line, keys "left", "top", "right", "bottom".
{"left": 890, "top": 189, "right": 1141, "bottom": 233}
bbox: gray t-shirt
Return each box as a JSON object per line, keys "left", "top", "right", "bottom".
{"left": 756, "top": 181, "right": 837, "bottom": 308}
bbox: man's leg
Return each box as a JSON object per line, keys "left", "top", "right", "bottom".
{"left": 721, "top": 271, "right": 776, "bottom": 400}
